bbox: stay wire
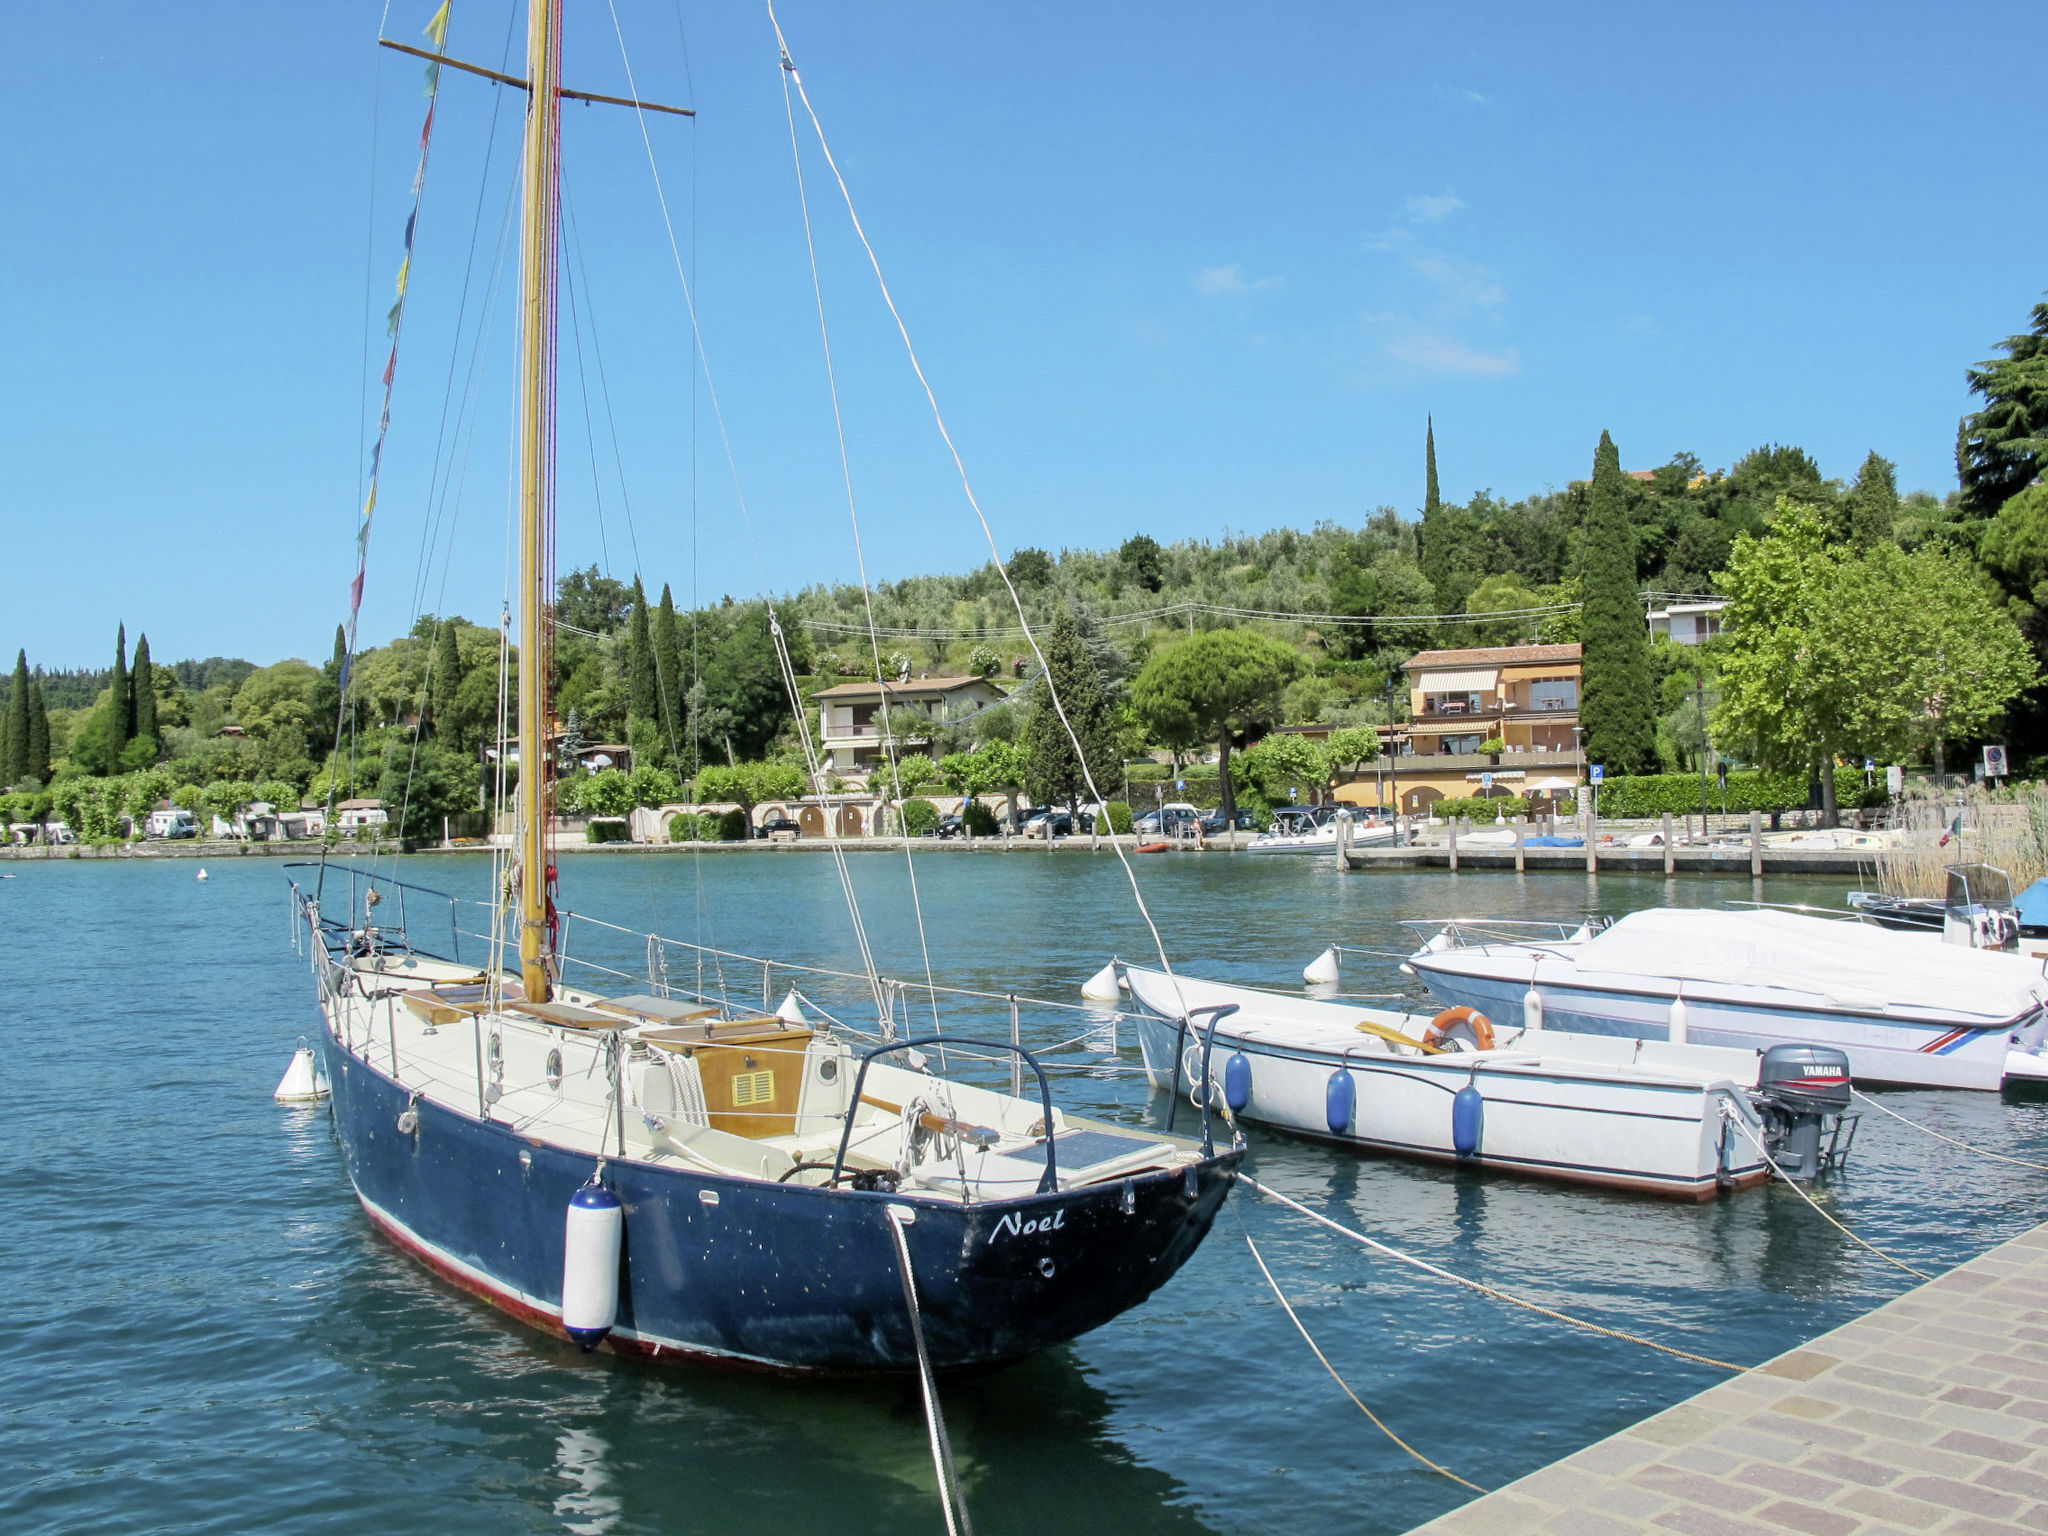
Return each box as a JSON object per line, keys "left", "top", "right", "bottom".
{"left": 1234, "top": 1210, "right": 1483, "bottom": 1493}
{"left": 1237, "top": 1175, "right": 1750, "bottom": 1372}
{"left": 1723, "top": 1113, "right": 1931, "bottom": 1281}
{"left": 765, "top": 4, "right": 1197, "bottom": 1029}
{"left": 777, "top": 42, "right": 945, "bottom": 1041}
{"left": 603, "top": 0, "right": 891, "bottom": 1027}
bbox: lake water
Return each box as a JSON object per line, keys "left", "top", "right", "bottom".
{"left": 7, "top": 848, "right": 2047, "bottom": 1535}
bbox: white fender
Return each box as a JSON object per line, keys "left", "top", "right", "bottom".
{"left": 1668, "top": 995, "right": 1690, "bottom": 1046}
{"left": 1302, "top": 947, "right": 1342, "bottom": 986}
{"left": 1081, "top": 963, "right": 1122, "bottom": 1001}
{"left": 562, "top": 1180, "right": 623, "bottom": 1352}
{"left": 775, "top": 989, "right": 807, "bottom": 1025}
{"left": 1522, "top": 986, "right": 1544, "bottom": 1034}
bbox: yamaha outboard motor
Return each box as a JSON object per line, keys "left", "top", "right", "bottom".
{"left": 1750, "top": 1044, "right": 1853, "bottom": 1181}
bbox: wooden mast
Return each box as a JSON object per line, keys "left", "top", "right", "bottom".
{"left": 516, "top": 0, "right": 562, "bottom": 1002}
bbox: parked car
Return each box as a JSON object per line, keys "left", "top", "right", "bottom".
{"left": 757, "top": 814, "right": 802, "bottom": 842}
{"left": 1133, "top": 802, "right": 1201, "bottom": 835}
{"left": 935, "top": 812, "right": 967, "bottom": 839}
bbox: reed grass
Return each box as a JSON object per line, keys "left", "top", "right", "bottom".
{"left": 1872, "top": 782, "right": 2048, "bottom": 897}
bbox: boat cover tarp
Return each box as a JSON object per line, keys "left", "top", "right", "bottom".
{"left": 1573, "top": 908, "right": 2048, "bottom": 1019}
{"left": 2018, "top": 878, "right": 2048, "bottom": 931}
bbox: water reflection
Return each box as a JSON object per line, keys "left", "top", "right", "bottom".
{"left": 553, "top": 1428, "right": 620, "bottom": 1536}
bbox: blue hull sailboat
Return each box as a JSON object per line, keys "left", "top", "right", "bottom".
{"left": 292, "top": 1, "right": 1237, "bottom": 1375}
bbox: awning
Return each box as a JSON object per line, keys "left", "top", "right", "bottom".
{"left": 1528, "top": 775, "right": 1579, "bottom": 792}
{"left": 1413, "top": 668, "right": 1498, "bottom": 693}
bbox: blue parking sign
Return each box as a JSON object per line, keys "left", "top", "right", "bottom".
{"left": 1590, "top": 764, "right": 1604, "bottom": 784}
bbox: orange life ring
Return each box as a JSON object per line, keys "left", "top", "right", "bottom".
{"left": 1424, "top": 1006, "right": 1495, "bottom": 1053}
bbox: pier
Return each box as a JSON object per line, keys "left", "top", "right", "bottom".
{"left": 1406, "top": 1220, "right": 2048, "bottom": 1535}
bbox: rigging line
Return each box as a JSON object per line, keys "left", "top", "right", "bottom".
{"left": 559, "top": 196, "right": 617, "bottom": 577}
{"left": 1723, "top": 1112, "right": 1931, "bottom": 1281}
{"left": 1850, "top": 1089, "right": 2048, "bottom": 1171}
{"left": 602, "top": 0, "right": 889, "bottom": 1027}
{"left": 1235, "top": 1215, "right": 1484, "bottom": 1493}
{"left": 1237, "top": 1175, "right": 1750, "bottom": 1372}
{"left": 767, "top": 8, "right": 1194, "bottom": 1029}
{"left": 885, "top": 1207, "right": 975, "bottom": 1536}
{"left": 778, "top": 46, "right": 945, "bottom": 1040}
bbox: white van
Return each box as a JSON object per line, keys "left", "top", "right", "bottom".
{"left": 147, "top": 809, "right": 198, "bottom": 840}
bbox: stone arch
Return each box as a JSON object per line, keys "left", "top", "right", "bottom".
{"left": 1403, "top": 786, "right": 1444, "bottom": 815}
{"left": 836, "top": 804, "right": 865, "bottom": 837}
{"left": 798, "top": 805, "right": 826, "bottom": 836}
{"left": 755, "top": 803, "right": 790, "bottom": 828}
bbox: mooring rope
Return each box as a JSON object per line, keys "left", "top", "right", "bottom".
{"left": 885, "top": 1206, "right": 974, "bottom": 1536}
{"left": 1237, "top": 1176, "right": 1749, "bottom": 1372}
{"left": 1724, "top": 1116, "right": 1931, "bottom": 1281}
{"left": 1235, "top": 1214, "right": 1483, "bottom": 1492}
{"left": 1851, "top": 1088, "right": 2048, "bottom": 1172}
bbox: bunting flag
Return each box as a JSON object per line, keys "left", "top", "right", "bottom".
{"left": 341, "top": 2, "right": 452, "bottom": 693}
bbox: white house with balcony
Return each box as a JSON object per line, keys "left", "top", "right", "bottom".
{"left": 1648, "top": 599, "right": 1729, "bottom": 646}
{"left": 813, "top": 676, "right": 1008, "bottom": 778}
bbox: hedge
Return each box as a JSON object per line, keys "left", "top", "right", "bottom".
{"left": 1433, "top": 795, "right": 1531, "bottom": 821}
{"left": 1100, "top": 800, "right": 1134, "bottom": 834}
{"left": 667, "top": 812, "right": 713, "bottom": 842}
{"left": 963, "top": 801, "right": 999, "bottom": 836}
{"left": 585, "top": 817, "right": 631, "bottom": 844}
{"left": 1587, "top": 770, "right": 1809, "bottom": 817}
{"left": 900, "top": 797, "right": 940, "bottom": 836}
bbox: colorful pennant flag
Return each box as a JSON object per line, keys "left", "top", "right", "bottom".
{"left": 342, "top": 3, "right": 451, "bottom": 681}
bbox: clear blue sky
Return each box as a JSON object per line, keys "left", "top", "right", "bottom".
{"left": 7, "top": 3, "right": 2042, "bottom": 669}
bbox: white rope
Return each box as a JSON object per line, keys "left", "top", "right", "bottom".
{"left": 1852, "top": 1088, "right": 2048, "bottom": 1172}
{"left": 765, "top": 5, "right": 1200, "bottom": 1026}
{"left": 885, "top": 1206, "right": 975, "bottom": 1536}
{"left": 1724, "top": 1114, "right": 1931, "bottom": 1280}
{"left": 1237, "top": 1218, "right": 1483, "bottom": 1492}
{"left": 1238, "top": 1175, "right": 1749, "bottom": 1371}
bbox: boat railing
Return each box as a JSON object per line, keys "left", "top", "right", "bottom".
{"left": 285, "top": 860, "right": 465, "bottom": 964}
{"left": 1397, "top": 916, "right": 1597, "bottom": 951}
{"left": 829, "top": 1035, "right": 1061, "bottom": 1195}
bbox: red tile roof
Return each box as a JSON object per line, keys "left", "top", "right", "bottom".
{"left": 1404, "top": 643, "right": 1582, "bottom": 670}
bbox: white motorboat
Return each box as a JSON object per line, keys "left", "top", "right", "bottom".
{"left": 1118, "top": 965, "right": 1860, "bottom": 1200}
{"left": 1404, "top": 900, "right": 2048, "bottom": 1091}
{"left": 1247, "top": 806, "right": 1403, "bottom": 854}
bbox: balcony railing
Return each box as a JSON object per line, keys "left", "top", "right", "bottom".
{"left": 1384, "top": 749, "right": 1581, "bottom": 772}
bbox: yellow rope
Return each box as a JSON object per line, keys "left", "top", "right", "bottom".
{"left": 1238, "top": 1176, "right": 1750, "bottom": 1373}
{"left": 1238, "top": 1222, "right": 1485, "bottom": 1493}
{"left": 1853, "top": 1088, "right": 2048, "bottom": 1172}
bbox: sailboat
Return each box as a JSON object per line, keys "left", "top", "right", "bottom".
{"left": 289, "top": 2, "right": 1239, "bottom": 1374}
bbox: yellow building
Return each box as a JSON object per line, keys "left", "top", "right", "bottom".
{"left": 1333, "top": 642, "right": 1585, "bottom": 814}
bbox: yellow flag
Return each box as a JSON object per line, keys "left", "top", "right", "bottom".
{"left": 395, "top": 256, "right": 410, "bottom": 298}
{"left": 424, "top": 1, "right": 451, "bottom": 51}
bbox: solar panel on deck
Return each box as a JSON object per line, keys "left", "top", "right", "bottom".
{"left": 1003, "top": 1130, "right": 1165, "bottom": 1170}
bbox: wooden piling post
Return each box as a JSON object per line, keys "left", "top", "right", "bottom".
{"left": 1583, "top": 806, "right": 1597, "bottom": 874}
{"left": 1662, "top": 811, "right": 1675, "bottom": 875}
{"left": 1514, "top": 815, "right": 1526, "bottom": 874}
{"left": 1335, "top": 812, "right": 1352, "bottom": 873}
{"left": 1448, "top": 816, "right": 1459, "bottom": 872}
{"left": 1750, "top": 809, "right": 1763, "bottom": 877}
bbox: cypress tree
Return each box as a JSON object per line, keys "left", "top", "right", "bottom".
{"left": 429, "top": 621, "right": 463, "bottom": 733}
{"left": 109, "top": 623, "right": 131, "bottom": 762}
{"left": 26, "top": 678, "right": 50, "bottom": 783}
{"left": 1844, "top": 451, "right": 1900, "bottom": 549}
{"left": 625, "top": 577, "right": 658, "bottom": 726}
{"left": 654, "top": 584, "right": 685, "bottom": 738}
{"left": 132, "top": 633, "right": 158, "bottom": 758}
{"left": 3, "top": 651, "right": 28, "bottom": 785}
{"left": 1425, "top": 415, "right": 1441, "bottom": 517}
{"left": 1024, "top": 606, "right": 1116, "bottom": 817}
{"left": 1578, "top": 431, "right": 1657, "bottom": 775}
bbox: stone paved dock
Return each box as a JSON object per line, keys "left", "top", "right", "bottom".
{"left": 1407, "top": 1222, "right": 2048, "bottom": 1535}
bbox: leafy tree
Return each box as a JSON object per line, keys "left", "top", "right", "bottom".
{"left": 555, "top": 565, "right": 635, "bottom": 634}
{"left": 1842, "top": 452, "right": 1899, "bottom": 549}
{"left": 1578, "top": 431, "right": 1657, "bottom": 774}
{"left": 1117, "top": 535, "right": 1164, "bottom": 594}
{"left": 1324, "top": 724, "right": 1383, "bottom": 779}
{"left": 582, "top": 769, "right": 636, "bottom": 819}
{"left": 1006, "top": 548, "right": 1056, "bottom": 589}
{"left": 898, "top": 797, "right": 940, "bottom": 836}
{"left": 1324, "top": 544, "right": 1437, "bottom": 661}
{"left": 699, "top": 604, "right": 804, "bottom": 760}
{"left": 1466, "top": 572, "right": 1546, "bottom": 644}
{"left": 966, "top": 644, "right": 1001, "bottom": 678}
{"left": 131, "top": 634, "right": 159, "bottom": 760}
{"left": 1958, "top": 297, "right": 2048, "bottom": 519}
{"left": 627, "top": 764, "right": 681, "bottom": 807}
{"left": 870, "top": 753, "right": 939, "bottom": 800}
{"left": 3, "top": 651, "right": 28, "bottom": 785}
{"left": 374, "top": 740, "right": 475, "bottom": 850}
{"left": 1025, "top": 607, "right": 1118, "bottom": 814}
{"left": 1236, "top": 732, "right": 1329, "bottom": 804}
{"left": 256, "top": 778, "right": 299, "bottom": 811}
{"left": 1131, "top": 628, "right": 1300, "bottom": 820}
